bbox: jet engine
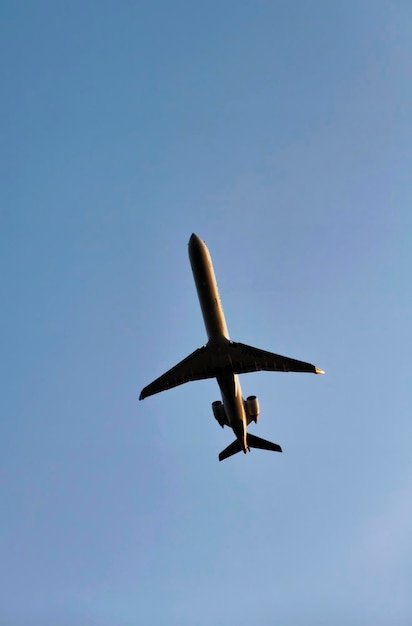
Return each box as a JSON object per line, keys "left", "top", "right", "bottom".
{"left": 212, "top": 400, "right": 227, "bottom": 428}
{"left": 244, "top": 395, "right": 260, "bottom": 424}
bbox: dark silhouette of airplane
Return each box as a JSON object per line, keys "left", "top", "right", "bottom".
{"left": 140, "top": 234, "right": 324, "bottom": 461}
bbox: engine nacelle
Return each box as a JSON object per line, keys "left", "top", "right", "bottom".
{"left": 244, "top": 395, "right": 260, "bottom": 424}
{"left": 212, "top": 400, "right": 227, "bottom": 428}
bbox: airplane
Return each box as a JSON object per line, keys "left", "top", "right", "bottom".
{"left": 140, "top": 233, "right": 324, "bottom": 461}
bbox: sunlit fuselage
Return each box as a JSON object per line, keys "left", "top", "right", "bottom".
{"left": 188, "top": 233, "right": 248, "bottom": 452}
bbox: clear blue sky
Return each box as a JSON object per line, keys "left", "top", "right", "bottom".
{"left": 1, "top": 2, "right": 411, "bottom": 624}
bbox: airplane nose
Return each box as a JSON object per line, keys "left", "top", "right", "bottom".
{"left": 189, "top": 233, "right": 201, "bottom": 247}
{"left": 188, "top": 234, "right": 205, "bottom": 257}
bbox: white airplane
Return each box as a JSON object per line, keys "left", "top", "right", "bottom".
{"left": 140, "top": 233, "right": 324, "bottom": 461}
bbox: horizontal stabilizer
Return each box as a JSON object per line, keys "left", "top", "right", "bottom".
{"left": 218, "top": 439, "right": 243, "bottom": 462}
{"left": 218, "top": 433, "right": 282, "bottom": 461}
{"left": 247, "top": 433, "right": 282, "bottom": 453}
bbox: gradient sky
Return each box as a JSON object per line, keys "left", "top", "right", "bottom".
{"left": 1, "top": 2, "right": 412, "bottom": 625}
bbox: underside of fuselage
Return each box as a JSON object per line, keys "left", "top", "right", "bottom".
{"left": 216, "top": 372, "right": 248, "bottom": 452}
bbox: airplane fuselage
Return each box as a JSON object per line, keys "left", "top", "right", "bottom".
{"left": 189, "top": 233, "right": 249, "bottom": 452}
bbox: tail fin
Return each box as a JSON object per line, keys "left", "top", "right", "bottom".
{"left": 218, "top": 433, "right": 282, "bottom": 462}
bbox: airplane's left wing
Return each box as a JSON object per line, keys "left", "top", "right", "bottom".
{"left": 139, "top": 344, "right": 216, "bottom": 400}
{"left": 227, "top": 341, "right": 324, "bottom": 375}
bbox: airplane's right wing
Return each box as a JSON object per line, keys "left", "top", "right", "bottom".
{"left": 139, "top": 344, "right": 217, "bottom": 400}
{"left": 227, "top": 341, "right": 324, "bottom": 375}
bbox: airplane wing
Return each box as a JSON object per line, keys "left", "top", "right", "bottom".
{"left": 139, "top": 345, "right": 216, "bottom": 400}
{"left": 226, "top": 341, "right": 324, "bottom": 375}
{"left": 140, "top": 341, "right": 323, "bottom": 400}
